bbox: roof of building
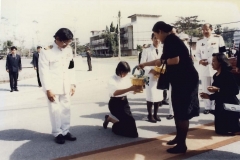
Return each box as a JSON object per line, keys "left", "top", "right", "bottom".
{"left": 128, "top": 14, "right": 161, "bottom": 18}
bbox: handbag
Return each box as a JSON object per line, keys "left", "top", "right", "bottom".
{"left": 157, "top": 60, "right": 169, "bottom": 90}
{"left": 223, "top": 103, "right": 240, "bottom": 112}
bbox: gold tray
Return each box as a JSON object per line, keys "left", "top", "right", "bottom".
{"left": 130, "top": 76, "right": 146, "bottom": 93}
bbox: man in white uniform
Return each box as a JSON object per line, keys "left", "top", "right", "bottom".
{"left": 39, "top": 28, "right": 77, "bottom": 144}
{"left": 196, "top": 23, "right": 226, "bottom": 114}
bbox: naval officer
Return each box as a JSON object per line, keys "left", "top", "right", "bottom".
{"left": 196, "top": 23, "right": 226, "bottom": 114}
{"left": 39, "top": 28, "right": 77, "bottom": 144}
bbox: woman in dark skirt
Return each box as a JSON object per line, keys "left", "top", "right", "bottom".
{"left": 138, "top": 21, "right": 200, "bottom": 153}
{"left": 200, "top": 53, "right": 240, "bottom": 135}
{"left": 103, "top": 61, "right": 141, "bottom": 138}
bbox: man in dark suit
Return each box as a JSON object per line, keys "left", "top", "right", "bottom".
{"left": 32, "top": 46, "right": 42, "bottom": 87}
{"left": 6, "top": 46, "right": 22, "bottom": 92}
{"left": 86, "top": 47, "right": 92, "bottom": 71}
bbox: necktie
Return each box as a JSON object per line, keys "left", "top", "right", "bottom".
{"left": 156, "top": 49, "right": 158, "bottom": 55}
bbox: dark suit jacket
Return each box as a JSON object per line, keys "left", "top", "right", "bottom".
{"left": 86, "top": 51, "right": 91, "bottom": 60}
{"left": 6, "top": 54, "right": 22, "bottom": 72}
{"left": 32, "top": 52, "right": 39, "bottom": 68}
{"left": 236, "top": 43, "right": 240, "bottom": 68}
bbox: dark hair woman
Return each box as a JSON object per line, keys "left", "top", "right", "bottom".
{"left": 200, "top": 53, "right": 240, "bottom": 135}
{"left": 138, "top": 21, "right": 200, "bottom": 154}
{"left": 103, "top": 61, "right": 141, "bottom": 138}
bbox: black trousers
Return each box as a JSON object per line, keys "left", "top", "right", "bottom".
{"left": 36, "top": 69, "right": 42, "bottom": 86}
{"left": 87, "top": 58, "right": 92, "bottom": 71}
{"left": 9, "top": 71, "right": 18, "bottom": 89}
{"left": 108, "top": 97, "right": 138, "bottom": 138}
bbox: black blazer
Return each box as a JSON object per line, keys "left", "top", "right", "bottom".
{"left": 32, "top": 52, "right": 39, "bottom": 68}
{"left": 6, "top": 54, "right": 22, "bottom": 72}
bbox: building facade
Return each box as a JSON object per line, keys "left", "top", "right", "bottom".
{"left": 90, "top": 30, "right": 109, "bottom": 57}
{"left": 120, "top": 14, "right": 161, "bottom": 56}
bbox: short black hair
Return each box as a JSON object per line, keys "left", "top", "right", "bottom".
{"left": 115, "top": 61, "right": 131, "bottom": 76}
{"left": 10, "top": 46, "right": 17, "bottom": 50}
{"left": 212, "top": 53, "right": 231, "bottom": 70}
{"left": 37, "top": 46, "right": 42, "bottom": 49}
{"left": 151, "top": 33, "right": 154, "bottom": 39}
{"left": 202, "top": 23, "right": 213, "bottom": 30}
{"left": 152, "top": 21, "right": 173, "bottom": 33}
{"left": 53, "top": 28, "right": 73, "bottom": 41}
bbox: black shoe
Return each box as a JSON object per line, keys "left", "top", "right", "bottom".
{"left": 10, "top": 89, "right": 13, "bottom": 92}
{"left": 64, "top": 132, "right": 77, "bottom": 141}
{"left": 103, "top": 115, "right": 109, "bottom": 129}
{"left": 167, "top": 139, "right": 178, "bottom": 145}
{"left": 39, "top": 85, "right": 42, "bottom": 87}
{"left": 159, "top": 102, "right": 162, "bottom": 107}
{"left": 55, "top": 134, "right": 65, "bottom": 144}
{"left": 166, "top": 145, "right": 187, "bottom": 154}
{"left": 153, "top": 115, "right": 161, "bottom": 121}
{"left": 14, "top": 88, "right": 19, "bottom": 91}
{"left": 162, "top": 100, "right": 169, "bottom": 105}
{"left": 147, "top": 115, "right": 157, "bottom": 123}
{"left": 166, "top": 115, "right": 174, "bottom": 120}
{"left": 203, "top": 110, "right": 210, "bottom": 114}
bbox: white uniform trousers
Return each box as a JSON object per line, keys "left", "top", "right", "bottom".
{"left": 47, "top": 94, "right": 71, "bottom": 137}
{"left": 168, "top": 85, "right": 173, "bottom": 115}
{"left": 201, "top": 77, "right": 215, "bottom": 110}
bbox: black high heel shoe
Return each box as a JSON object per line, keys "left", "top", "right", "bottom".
{"left": 153, "top": 115, "right": 161, "bottom": 121}
{"left": 147, "top": 115, "right": 157, "bottom": 123}
{"left": 103, "top": 115, "right": 109, "bottom": 129}
{"left": 167, "top": 139, "right": 178, "bottom": 145}
{"left": 166, "top": 145, "right": 187, "bottom": 154}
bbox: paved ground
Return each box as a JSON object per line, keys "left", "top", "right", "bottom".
{"left": 0, "top": 57, "right": 239, "bottom": 160}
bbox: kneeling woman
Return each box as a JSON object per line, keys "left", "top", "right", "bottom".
{"left": 103, "top": 61, "right": 141, "bottom": 138}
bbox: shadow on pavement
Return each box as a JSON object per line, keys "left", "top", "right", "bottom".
{"left": 0, "top": 126, "right": 145, "bottom": 160}
{"left": 0, "top": 88, "right": 10, "bottom": 92}
{"left": 18, "top": 84, "right": 38, "bottom": 87}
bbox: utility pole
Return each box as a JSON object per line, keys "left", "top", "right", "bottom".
{"left": 117, "top": 11, "right": 121, "bottom": 60}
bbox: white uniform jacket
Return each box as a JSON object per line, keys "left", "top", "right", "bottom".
{"left": 39, "top": 43, "right": 76, "bottom": 94}
{"left": 195, "top": 35, "right": 225, "bottom": 77}
{"left": 140, "top": 44, "right": 162, "bottom": 102}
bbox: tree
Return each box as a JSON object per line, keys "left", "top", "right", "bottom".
{"left": 136, "top": 45, "right": 143, "bottom": 52}
{"left": 3, "top": 40, "right": 13, "bottom": 54}
{"left": 110, "top": 22, "right": 115, "bottom": 32}
{"left": 115, "top": 24, "right": 119, "bottom": 34}
{"left": 220, "top": 27, "right": 236, "bottom": 47}
{"left": 172, "top": 16, "right": 204, "bottom": 37}
{"left": 70, "top": 40, "right": 85, "bottom": 54}
{"left": 106, "top": 26, "right": 110, "bottom": 33}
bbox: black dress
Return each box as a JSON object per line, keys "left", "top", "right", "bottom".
{"left": 108, "top": 97, "right": 138, "bottom": 138}
{"left": 209, "top": 69, "right": 240, "bottom": 134}
{"left": 161, "top": 34, "right": 200, "bottom": 120}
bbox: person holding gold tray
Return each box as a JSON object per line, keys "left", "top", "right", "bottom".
{"left": 103, "top": 61, "right": 141, "bottom": 138}
{"left": 140, "top": 33, "right": 163, "bottom": 123}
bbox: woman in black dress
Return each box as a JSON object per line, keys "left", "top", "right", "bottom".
{"left": 200, "top": 53, "right": 240, "bottom": 135}
{"left": 138, "top": 21, "right": 199, "bottom": 154}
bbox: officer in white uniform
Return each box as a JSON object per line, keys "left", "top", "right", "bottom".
{"left": 140, "top": 33, "right": 163, "bottom": 123}
{"left": 196, "top": 23, "right": 226, "bottom": 114}
{"left": 39, "top": 28, "right": 77, "bottom": 144}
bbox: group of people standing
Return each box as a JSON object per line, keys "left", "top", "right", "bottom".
{"left": 5, "top": 21, "right": 240, "bottom": 155}
{"left": 103, "top": 21, "right": 240, "bottom": 154}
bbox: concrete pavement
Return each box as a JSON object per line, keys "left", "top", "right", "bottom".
{"left": 0, "top": 57, "right": 239, "bottom": 160}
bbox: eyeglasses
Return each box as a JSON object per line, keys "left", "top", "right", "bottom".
{"left": 61, "top": 40, "right": 73, "bottom": 45}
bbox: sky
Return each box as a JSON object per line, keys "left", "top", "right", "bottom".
{"left": 1, "top": 0, "right": 240, "bottom": 48}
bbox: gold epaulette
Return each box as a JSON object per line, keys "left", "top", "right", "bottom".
{"left": 44, "top": 45, "right": 53, "bottom": 50}
{"left": 214, "top": 35, "right": 220, "bottom": 37}
{"left": 197, "top": 37, "right": 203, "bottom": 41}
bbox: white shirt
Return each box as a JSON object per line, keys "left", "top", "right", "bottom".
{"left": 39, "top": 42, "right": 76, "bottom": 94}
{"left": 195, "top": 34, "right": 225, "bottom": 77}
{"left": 108, "top": 75, "right": 132, "bottom": 97}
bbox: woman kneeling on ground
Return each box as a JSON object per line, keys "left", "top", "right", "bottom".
{"left": 103, "top": 61, "right": 141, "bottom": 138}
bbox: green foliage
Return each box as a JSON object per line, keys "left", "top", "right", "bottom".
{"left": 70, "top": 40, "right": 86, "bottom": 54}
{"left": 172, "top": 16, "right": 203, "bottom": 37}
{"left": 2, "top": 40, "right": 14, "bottom": 54}
{"left": 102, "top": 24, "right": 119, "bottom": 55}
{"left": 221, "top": 27, "right": 236, "bottom": 47}
{"left": 110, "top": 22, "right": 115, "bottom": 32}
{"left": 214, "top": 25, "right": 223, "bottom": 35}
{"left": 136, "top": 45, "right": 142, "bottom": 52}
{"left": 115, "top": 24, "right": 119, "bottom": 34}
{"left": 106, "top": 26, "right": 110, "bottom": 33}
